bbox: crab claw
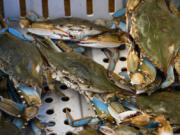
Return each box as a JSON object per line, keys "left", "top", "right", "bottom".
{"left": 120, "top": 114, "right": 152, "bottom": 127}
{"left": 0, "top": 96, "right": 24, "bottom": 117}
{"left": 130, "top": 72, "right": 146, "bottom": 85}
{"left": 161, "top": 65, "right": 175, "bottom": 89}
{"left": 78, "top": 32, "right": 127, "bottom": 48}
{"left": 28, "top": 23, "right": 72, "bottom": 40}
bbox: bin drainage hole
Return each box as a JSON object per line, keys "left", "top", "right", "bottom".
{"left": 119, "top": 44, "right": 126, "bottom": 50}
{"left": 101, "top": 48, "right": 105, "bottom": 52}
{"left": 44, "top": 86, "right": 49, "bottom": 91}
{"left": 61, "top": 96, "right": 70, "bottom": 102}
{"left": 121, "top": 67, "right": 127, "bottom": 72}
{"left": 49, "top": 133, "right": 57, "bottom": 135}
{"left": 66, "top": 131, "right": 74, "bottom": 135}
{"left": 64, "top": 119, "right": 69, "bottom": 125}
{"left": 46, "top": 109, "right": 54, "bottom": 115}
{"left": 119, "top": 57, "right": 126, "bottom": 61}
{"left": 103, "top": 58, "right": 109, "bottom": 63}
{"left": 60, "top": 84, "right": 68, "bottom": 90}
{"left": 45, "top": 97, "right": 53, "bottom": 103}
{"left": 48, "top": 121, "right": 56, "bottom": 127}
{"left": 63, "top": 107, "right": 71, "bottom": 113}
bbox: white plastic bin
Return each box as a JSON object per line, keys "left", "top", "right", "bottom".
{"left": 1, "top": 1, "right": 128, "bottom": 135}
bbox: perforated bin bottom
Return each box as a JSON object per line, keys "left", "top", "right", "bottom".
{"left": 36, "top": 47, "right": 128, "bottom": 135}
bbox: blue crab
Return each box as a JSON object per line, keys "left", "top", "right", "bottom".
{"left": 31, "top": 26, "right": 175, "bottom": 135}
{"left": 15, "top": 11, "right": 130, "bottom": 48}
{"left": 34, "top": 38, "right": 138, "bottom": 127}
{"left": 126, "top": 0, "right": 180, "bottom": 91}
{"left": 37, "top": 38, "right": 133, "bottom": 94}
{"left": 0, "top": 33, "right": 43, "bottom": 118}
{"left": 136, "top": 87, "right": 180, "bottom": 132}
{"left": 106, "top": 0, "right": 180, "bottom": 94}
{"left": 0, "top": 22, "right": 135, "bottom": 133}
{"left": 19, "top": 16, "right": 112, "bottom": 41}
{"left": 0, "top": 32, "right": 48, "bottom": 134}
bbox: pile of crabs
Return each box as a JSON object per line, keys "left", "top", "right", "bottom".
{"left": 0, "top": 0, "right": 180, "bottom": 134}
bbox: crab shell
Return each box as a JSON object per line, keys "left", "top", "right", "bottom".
{"left": 0, "top": 33, "right": 44, "bottom": 119}
{"left": 136, "top": 88, "right": 180, "bottom": 131}
{"left": 128, "top": 0, "right": 180, "bottom": 74}
{"left": 38, "top": 41, "right": 133, "bottom": 95}
{"left": 0, "top": 121, "right": 22, "bottom": 135}
{"left": 99, "top": 124, "right": 141, "bottom": 135}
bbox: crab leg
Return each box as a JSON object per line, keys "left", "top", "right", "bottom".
{"left": 112, "top": 8, "right": 126, "bottom": 19}
{"left": 0, "top": 27, "right": 35, "bottom": 41}
{"left": 26, "top": 11, "right": 45, "bottom": 22}
{"left": 0, "top": 28, "right": 7, "bottom": 34}
{"left": 3, "top": 18, "right": 35, "bottom": 41}
{"left": 161, "top": 65, "right": 175, "bottom": 89}
{"left": 103, "top": 47, "right": 135, "bottom": 92}
{"left": 111, "top": 8, "right": 127, "bottom": 31}
{"left": 13, "top": 118, "right": 46, "bottom": 135}
{"left": 0, "top": 96, "right": 24, "bottom": 117}
{"left": 63, "top": 42, "right": 85, "bottom": 53}
{"left": 65, "top": 109, "right": 97, "bottom": 127}
{"left": 13, "top": 118, "right": 25, "bottom": 129}
{"left": 104, "top": 48, "right": 119, "bottom": 72}
{"left": 28, "top": 23, "right": 72, "bottom": 40}
{"left": 31, "top": 118, "right": 46, "bottom": 135}
{"left": 85, "top": 92, "right": 140, "bottom": 124}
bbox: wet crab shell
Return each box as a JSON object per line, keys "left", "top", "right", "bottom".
{"left": 136, "top": 88, "right": 180, "bottom": 128}
{"left": 39, "top": 42, "right": 133, "bottom": 95}
{"left": 0, "top": 33, "right": 44, "bottom": 89}
{"left": 129, "top": 0, "right": 180, "bottom": 73}
{"left": 0, "top": 33, "right": 44, "bottom": 118}
{"left": 0, "top": 121, "right": 22, "bottom": 135}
